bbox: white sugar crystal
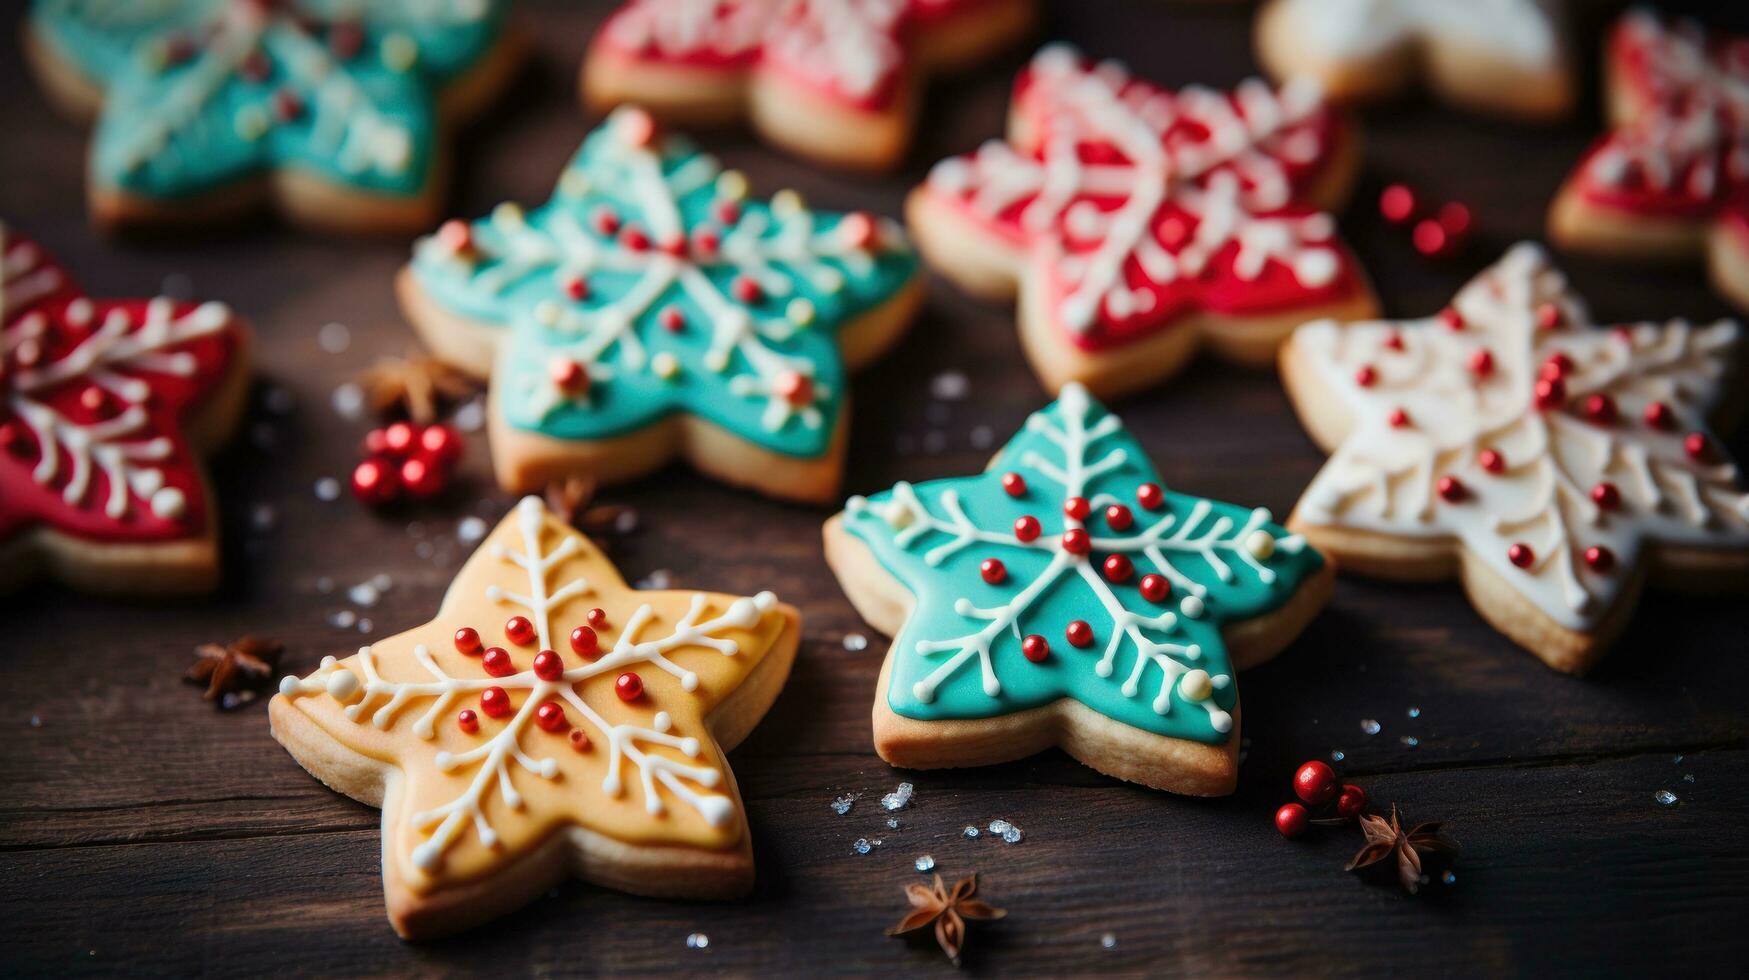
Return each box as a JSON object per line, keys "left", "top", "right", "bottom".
{"left": 843, "top": 633, "right": 869, "bottom": 651}
{"left": 915, "top": 855, "right": 935, "bottom": 873}
{"left": 881, "top": 782, "right": 914, "bottom": 811}
{"left": 330, "top": 382, "right": 365, "bottom": 420}
{"left": 348, "top": 583, "right": 380, "bottom": 607}
{"left": 313, "top": 477, "right": 341, "bottom": 501}
{"left": 457, "top": 516, "right": 488, "bottom": 544}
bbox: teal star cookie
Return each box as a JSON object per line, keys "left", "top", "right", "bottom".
{"left": 827, "top": 383, "right": 1332, "bottom": 794}
{"left": 401, "top": 107, "right": 923, "bottom": 502}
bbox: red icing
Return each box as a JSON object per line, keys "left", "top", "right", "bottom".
{"left": 1568, "top": 13, "right": 1749, "bottom": 222}
{"left": 924, "top": 50, "right": 1367, "bottom": 353}
{"left": 1, "top": 228, "right": 242, "bottom": 546}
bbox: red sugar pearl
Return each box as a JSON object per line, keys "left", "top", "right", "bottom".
{"left": 419, "top": 424, "right": 463, "bottom": 466}
{"left": 1013, "top": 515, "right": 1041, "bottom": 542}
{"left": 1437, "top": 201, "right": 1473, "bottom": 237}
{"left": 1062, "top": 529, "right": 1091, "bottom": 555}
{"left": 659, "top": 306, "right": 685, "bottom": 332}
{"left": 615, "top": 672, "right": 644, "bottom": 702}
{"left": 382, "top": 421, "right": 417, "bottom": 456}
{"left": 1384, "top": 331, "right": 1406, "bottom": 352}
{"left": 570, "top": 626, "right": 599, "bottom": 658}
{"left": 399, "top": 456, "right": 446, "bottom": 499}
{"left": 1591, "top": 482, "right": 1621, "bottom": 511}
{"left": 533, "top": 650, "right": 564, "bottom": 682}
{"left": 1541, "top": 352, "right": 1573, "bottom": 380}
{"left": 505, "top": 615, "right": 536, "bottom": 646}
{"left": 1508, "top": 543, "right": 1535, "bottom": 569}
{"left": 454, "top": 627, "right": 483, "bottom": 656}
{"left": 980, "top": 558, "right": 1007, "bottom": 585}
{"left": 1136, "top": 483, "right": 1165, "bottom": 511}
{"left": 1064, "top": 496, "right": 1091, "bottom": 521}
{"left": 1685, "top": 432, "right": 1714, "bottom": 462}
{"left": 1103, "top": 554, "right": 1134, "bottom": 583}
{"left": 1355, "top": 364, "right": 1378, "bottom": 387}
{"left": 1065, "top": 620, "right": 1094, "bottom": 648}
{"left": 1533, "top": 378, "right": 1566, "bottom": 411}
{"left": 535, "top": 701, "right": 568, "bottom": 732}
{"left": 564, "top": 276, "right": 589, "bottom": 301}
{"left": 732, "top": 276, "right": 763, "bottom": 304}
{"left": 1468, "top": 348, "right": 1495, "bottom": 377}
{"left": 1437, "top": 475, "right": 1466, "bottom": 503}
{"left": 1388, "top": 407, "right": 1411, "bottom": 428}
{"left": 1412, "top": 218, "right": 1451, "bottom": 257}
{"left": 551, "top": 357, "right": 589, "bottom": 395}
{"left": 1379, "top": 183, "right": 1418, "bottom": 224}
{"left": 593, "top": 206, "right": 620, "bottom": 235}
{"left": 1105, "top": 504, "right": 1134, "bottom": 531}
{"left": 1584, "top": 546, "right": 1615, "bottom": 572}
{"left": 482, "top": 647, "right": 514, "bottom": 677}
{"left": 1479, "top": 448, "right": 1506, "bottom": 474}
{"left": 480, "top": 687, "right": 511, "bottom": 718}
{"left": 1438, "top": 307, "right": 1465, "bottom": 332}
{"left": 569, "top": 729, "right": 591, "bottom": 752}
{"left": 1645, "top": 401, "right": 1676, "bottom": 430}
{"left": 1536, "top": 303, "right": 1563, "bottom": 331}
{"left": 1140, "top": 573, "right": 1171, "bottom": 603}
{"left": 1021, "top": 634, "right": 1050, "bottom": 663}
{"left": 1001, "top": 472, "right": 1027, "bottom": 497}
{"left": 620, "top": 226, "right": 651, "bottom": 252}
{"left": 587, "top": 608, "right": 610, "bottom": 629}
{"left": 1584, "top": 394, "right": 1618, "bottom": 425}
{"left": 775, "top": 370, "right": 814, "bottom": 407}
{"left": 457, "top": 709, "right": 479, "bottom": 734}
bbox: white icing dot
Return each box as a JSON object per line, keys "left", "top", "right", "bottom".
{"left": 680, "top": 736, "right": 700, "bottom": 756}
{"left": 1180, "top": 595, "right": 1205, "bottom": 618}
{"left": 1208, "top": 710, "right": 1233, "bottom": 734}
{"left": 654, "top": 711, "right": 673, "bottom": 733}
{"left": 325, "top": 667, "right": 360, "bottom": 700}
{"left": 1179, "top": 669, "right": 1213, "bottom": 702}
{"left": 681, "top": 671, "right": 699, "bottom": 692}
{"left": 1245, "top": 529, "right": 1276, "bottom": 561}
{"left": 149, "top": 487, "right": 187, "bottom": 520}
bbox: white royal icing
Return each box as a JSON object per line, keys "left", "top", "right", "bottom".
{"left": 1267, "top": 0, "right": 1556, "bottom": 67}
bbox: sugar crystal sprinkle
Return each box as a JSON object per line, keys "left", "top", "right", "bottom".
{"left": 915, "top": 855, "right": 935, "bottom": 873}
{"left": 843, "top": 633, "right": 869, "bottom": 652}
{"left": 963, "top": 826, "right": 980, "bottom": 838}
{"left": 881, "top": 782, "right": 914, "bottom": 811}
{"left": 1654, "top": 790, "right": 1677, "bottom": 806}
{"left": 1361, "top": 719, "right": 1381, "bottom": 735}
{"left": 685, "top": 933, "right": 710, "bottom": 949}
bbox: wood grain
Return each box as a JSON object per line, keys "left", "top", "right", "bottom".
{"left": 2, "top": 0, "right": 1747, "bottom": 974}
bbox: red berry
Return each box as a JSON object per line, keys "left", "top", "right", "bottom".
{"left": 480, "top": 687, "right": 511, "bottom": 718}
{"left": 1275, "top": 802, "right": 1309, "bottom": 839}
{"left": 1103, "top": 554, "right": 1134, "bottom": 582}
{"left": 533, "top": 649, "right": 564, "bottom": 681}
{"left": 505, "top": 615, "right": 536, "bottom": 646}
{"left": 620, "top": 226, "right": 650, "bottom": 252}
{"left": 1468, "top": 348, "right": 1494, "bottom": 377}
{"left": 594, "top": 206, "right": 620, "bottom": 235}
{"left": 1541, "top": 352, "right": 1573, "bottom": 380}
{"left": 1294, "top": 760, "right": 1338, "bottom": 805}
{"left": 535, "top": 701, "right": 567, "bottom": 732}
{"left": 1335, "top": 784, "right": 1368, "bottom": 819}
{"left": 564, "top": 276, "right": 589, "bottom": 301}
{"left": 980, "top": 558, "right": 1007, "bottom": 585}
{"left": 1437, "top": 201, "right": 1473, "bottom": 237}
{"left": 1140, "top": 574, "right": 1171, "bottom": 603}
{"left": 1388, "top": 407, "right": 1411, "bottom": 428}
{"left": 587, "top": 608, "right": 609, "bottom": 629}
{"left": 419, "top": 424, "right": 463, "bottom": 465}
{"left": 1001, "top": 472, "right": 1027, "bottom": 497}
{"left": 457, "top": 709, "right": 479, "bottom": 734}
{"left": 1438, "top": 307, "right": 1464, "bottom": 331}
{"left": 1064, "top": 496, "right": 1091, "bottom": 521}
{"left": 732, "top": 276, "right": 762, "bottom": 304}
{"left": 1013, "top": 515, "right": 1041, "bottom": 542}
{"left": 1437, "top": 475, "right": 1466, "bottom": 502}
{"left": 615, "top": 672, "right": 643, "bottom": 702}
{"left": 1383, "top": 331, "right": 1405, "bottom": 351}
{"left": 659, "top": 305, "right": 685, "bottom": 332}
{"left": 1584, "top": 394, "right": 1617, "bottom": 426}
{"left": 1533, "top": 377, "right": 1566, "bottom": 410}
{"left": 1645, "top": 400, "right": 1675, "bottom": 430}
{"left": 1584, "top": 545, "right": 1615, "bottom": 572}
{"left": 1355, "top": 364, "right": 1377, "bottom": 387}
{"left": 1379, "top": 183, "right": 1418, "bottom": 224}
{"left": 1105, "top": 504, "right": 1133, "bottom": 530}
{"left": 1479, "top": 448, "right": 1506, "bottom": 474}
{"left": 398, "top": 455, "right": 446, "bottom": 498}
{"left": 1685, "top": 432, "right": 1713, "bottom": 462}
{"left": 1412, "top": 219, "right": 1450, "bottom": 256}
{"left": 660, "top": 234, "right": 687, "bottom": 257}
{"left": 1136, "top": 483, "right": 1165, "bottom": 510}
{"left": 1065, "top": 620, "right": 1094, "bottom": 648}
{"left": 569, "top": 729, "right": 591, "bottom": 751}
{"left": 1536, "top": 303, "right": 1563, "bottom": 331}
{"left": 1591, "top": 482, "right": 1621, "bottom": 510}
{"left": 569, "top": 625, "right": 599, "bottom": 657}
{"left": 350, "top": 458, "right": 400, "bottom": 505}
{"left": 454, "top": 627, "right": 482, "bottom": 655}
{"left": 382, "top": 421, "right": 417, "bottom": 457}
{"left": 482, "top": 647, "right": 513, "bottom": 677}
{"left": 1021, "top": 634, "right": 1050, "bottom": 663}
{"left": 1062, "top": 529, "right": 1091, "bottom": 555}
{"left": 1508, "top": 542, "right": 1535, "bottom": 568}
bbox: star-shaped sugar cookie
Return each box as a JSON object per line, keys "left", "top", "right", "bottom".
{"left": 825, "top": 383, "right": 1332, "bottom": 796}
{"left": 271, "top": 496, "right": 800, "bottom": 938}
{"left": 1281, "top": 243, "right": 1749, "bottom": 674}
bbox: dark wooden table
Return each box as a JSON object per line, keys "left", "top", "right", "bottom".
{"left": 4, "top": 1, "right": 1747, "bottom": 975}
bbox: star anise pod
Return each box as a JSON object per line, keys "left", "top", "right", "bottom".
{"left": 544, "top": 475, "right": 635, "bottom": 538}
{"left": 186, "top": 636, "right": 284, "bottom": 708}
{"left": 1346, "top": 804, "right": 1455, "bottom": 894}
{"left": 357, "top": 353, "right": 475, "bottom": 423}
{"left": 889, "top": 873, "right": 1006, "bottom": 965}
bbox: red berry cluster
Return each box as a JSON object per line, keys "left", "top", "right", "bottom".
{"left": 351, "top": 421, "right": 464, "bottom": 506}
{"left": 1274, "top": 760, "right": 1368, "bottom": 839}
{"left": 1378, "top": 183, "right": 1472, "bottom": 259}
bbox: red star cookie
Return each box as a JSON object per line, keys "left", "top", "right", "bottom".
{"left": 1549, "top": 11, "right": 1749, "bottom": 311}
{"left": 584, "top": 0, "right": 1035, "bottom": 170}
{"left": 907, "top": 44, "right": 1376, "bottom": 399}
{"left": 1, "top": 222, "right": 250, "bottom": 595}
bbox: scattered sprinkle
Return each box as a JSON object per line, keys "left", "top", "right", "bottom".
{"left": 348, "top": 583, "right": 380, "bottom": 607}
{"left": 1654, "top": 789, "right": 1677, "bottom": 806}
{"left": 1673, "top": 754, "right": 1684, "bottom": 764}
{"left": 637, "top": 570, "right": 674, "bottom": 590}
{"left": 329, "top": 610, "right": 357, "bottom": 629}
{"left": 854, "top": 838, "right": 871, "bottom": 855}
{"left": 830, "top": 794, "right": 856, "bottom": 815}
{"left": 915, "top": 854, "right": 935, "bottom": 873}
{"left": 357, "top": 618, "right": 374, "bottom": 634}
{"left": 1330, "top": 749, "right": 1346, "bottom": 762}
{"left": 963, "top": 826, "right": 980, "bottom": 839}
{"left": 843, "top": 633, "right": 869, "bottom": 651}
{"left": 685, "top": 932, "right": 710, "bottom": 950}
{"left": 887, "top": 817, "right": 900, "bottom": 829}
{"left": 315, "top": 576, "right": 334, "bottom": 594}
{"left": 1361, "top": 718, "right": 1381, "bottom": 735}
{"left": 881, "top": 782, "right": 914, "bottom": 811}
{"left": 1002, "top": 825, "right": 1023, "bottom": 844}
{"left": 457, "top": 516, "right": 488, "bottom": 545}
{"left": 314, "top": 477, "right": 341, "bottom": 501}
{"left": 930, "top": 370, "right": 970, "bottom": 401}
{"left": 1442, "top": 871, "right": 1457, "bottom": 885}
{"left": 1101, "top": 933, "right": 1117, "bottom": 950}
{"left": 969, "top": 425, "right": 995, "bottom": 449}
{"left": 453, "top": 397, "right": 486, "bottom": 432}
{"left": 330, "top": 382, "right": 365, "bottom": 420}
{"left": 29, "top": 715, "right": 42, "bottom": 728}
{"left": 1683, "top": 773, "right": 1695, "bottom": 783}
{"left": 249, "top": 503, "right": 278, "bottom": 533}
{"left": 1400, "top": 736, "right": 1419, "bottom": 748}
{"left": 1407, "top": 706, "right": 1421, "bottom": 718}
{"left": 317, "top": 321, "right": 352, "bottom": 354}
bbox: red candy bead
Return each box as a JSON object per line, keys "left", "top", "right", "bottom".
{"left": 1685, "top": 432, "right": 1713, "bottom": 462}
{"left": 587, "top": 608, "right": 609, "bottom": 629}
{"left": 569, "top": 626, "right": 599, "bottom": 658}
{"left": 418, "top": 424, "right": 463, "bottom": 465}
{"left": 1136, "top": 483, "right": 1165, "bottom": 510}
{"left": 1533, "top": 377, "right": 1566, "bottom": 410}
{"left": 480, "top": 687, "right": 511, "bottom": 718}
{"left": 594, "top": 206, "right": 620, "bottom": 235}
{"left": 615, "top": 672, "right": 644, "bottom": 702}
{"left": 1062, "top": 529, "right": 1091, "bottom": 555}
{"left": 1583, "top": 394, "right": 1617, "bottom": 426}
{"left": 564, "top": 276, "right": 589, "bottom": 301}
{"left": 1644, "top": 401, "right": 1675, "bottom": 430}
{"left": 1140, "top": 574, "right": 1171, "bottom": 603}
{"left": 1412, "top": 219, "right": 1450, "bottom": 257}
{"left": 620, "top": 226, "right": 650, "bottom": 252}
{"left": 1437, "top": 201, "right": 1473, "bottom": 237}
{"left": 1013, "top": 515, "right": 1041, "bottom": 542}
{"left": 1001, "top": 472, "right": 1027, "bottom": 497}
{"left": 1355, "top": 364, "right": 1377, "bottom": 387}
{"left": 569, "top": 729, "right": 591, "bottom": 752}
{"left": 398, "top": 455, "right": 446, "bottom": 498}
{"left": 1584, "top": 545, "right": 1615, "bottom": 572}
{"left": 454, "top": 627, "right": 482, "bottom": 656}
{"left": 691, "top": 227, "right": 720, "bottom": 257}
{"left": 1437, "top": 475, "right": 1466, "bottom": 502}
{"left": 618, "top": 107, "right": 657, "bottom": 147}
{"left": 732, "top": 276, "right": 762, "bottom": 304}
{"left": 1591, "top": 482, "right": 1621, "bottom": 510}
{"left": 1542, "top": 352, "right": 1572, "bottom": 379}
{"left": 1508, "top": 542, "right": 1535, "bottom": 568}
{"left": 457, "top": 709, "right": 479, "bottom": 734}
{"left": 482, "top": 647, "right": 513, "bottom": 677}
{"left": 1468, "top": 348, "right": 1494, "bottom": 377}
{"left": 1384, "top": 331, "right": 1405, "bottom": 351}
{"left": 1335, "top": 784, "right": 1368, "bottom": 819}
{"left": 659, "top": 305, "right": 685, "bottom": 332}
{"left": 1103, "top": 554, "right": 1134, "bottom": 583}
{"left": 272, "top": 88, "right": 304, "bottom": 121}
{"left": 1064, "top": 496, "right": 1091, "bottom": 521}
{"left": 1379, "top": 183, "right": 1418, "bottom": 224}
{"left": 1105, "top": 504, "right": 1133, "bottom": 531}
{"left": 1388, "top": 407, "right": 1411, "bottom": 428}
{"left": 1536, "top": 303, "right": 1563, "bottom": 331}
{"left": 533, "top": 650, "right": 564, "bottom": 682}
{"left": 505, "top": 615, "right": 536, "bottom": 646}
{"left": 775, "top": 370, "right": 814, "bottom": 407}
{"left": 383, "top": 421, "right": 417, "bottom": 456}
{"left": 1479, "top": 448, "right": 1506, "bottom": 474}
{"left": 1065, "top": 620, "right": 1094, "bottom": 648}
{"left": 980, "top": 558, "right": 1007, "bottom": 585}
{"left": 1021, "top": 634, "right": 1050, "bottom": 663}
{"left": 1438, "top": 307, "right": 1464, "bottom": 332}
{"left": 1275, "top": 802, "right": 1309, "bottom": 839}
{"left": 535, "top": 701, "right": 568, "bottom": 732}
{"left": 1294, "top": 760, "right": 1338, "bottom": 805}
{"left": 350, "top": 458, "right": 399, "bottom": 505}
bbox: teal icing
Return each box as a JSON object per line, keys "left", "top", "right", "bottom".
{"left": 31, "top": 0, "right": 510, "bottom": 200}
{"left": 841, "top": 385, "right": 1325, "bottom": 744}
{"left": 411, "top": 113, "right": 920, "bottom": 458}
